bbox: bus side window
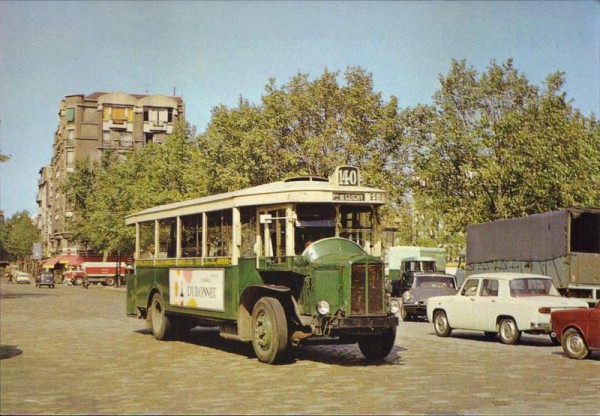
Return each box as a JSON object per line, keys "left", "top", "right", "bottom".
{"left": 206, "top": 210, "right": 232, "bottom": 257}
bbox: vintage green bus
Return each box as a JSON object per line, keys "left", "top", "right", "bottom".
{"left": 125, "top": 166, "right": 399, "bottom": 363}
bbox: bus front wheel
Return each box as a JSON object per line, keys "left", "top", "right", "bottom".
{"left": 358, "top": 326, "right": 396, "bottom": 360}
{"left": 251, "top": 297, "right": 288, "bottom": 364}
{"left": 148, "top": 293, "right": 172, "bottom": 341}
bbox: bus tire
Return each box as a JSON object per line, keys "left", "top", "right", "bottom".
{"left": 148, "top": 292, "right": 172, "bottom": 341}
{"left": 74, "top": 277, "right": 84, "bottom": 286}
{"left": 358, "top": 326, "right": 396, "bottom": 360}
{"left": 105, "top": 276, "right": 116, "bottom": 287}
{"left": 251, "top": 297, "right": 288, "bottom": 364}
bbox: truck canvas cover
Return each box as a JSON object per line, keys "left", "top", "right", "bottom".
{"left": 466, "top": 208, "right": 600, "bottom": 264}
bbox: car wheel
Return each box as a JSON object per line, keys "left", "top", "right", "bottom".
{"left": 400, "top": 306, "right": 411, "bottom": 321}
{"left": 148, "top": 292, "right": 173, "bottom": 341}
{"left": 561, "top": 328, "right": 590, "bottom": 360}
{"left": 74, "top": 277, "right": 84, "bottom": 286}
{"left": 251, "top": 297, "right": 288, "bottom": 364}
{"left": 105, "top": 276, "right": 116, "bottom": 286}
{"left": 358, "top": 326, "right": 396, "bottom": 360}
{"left": 433, "top": 310, "right": 452, "bottom": 337}
{"left": 498, "top": 318, "right": 521, "bottom": 345}
{"left": 549, "top": 333, "right": 560, "bottom": 346}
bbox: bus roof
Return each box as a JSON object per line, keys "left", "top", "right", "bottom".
{"left": 125, "top": 177, "right": 387, "bottom": 224}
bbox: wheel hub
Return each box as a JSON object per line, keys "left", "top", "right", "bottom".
{"left": 255, "top": 312, "right": 272, "bottom": 350}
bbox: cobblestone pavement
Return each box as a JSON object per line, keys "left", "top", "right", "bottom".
{"left": 1, "top": 280, "right": 598, "bottom": 415}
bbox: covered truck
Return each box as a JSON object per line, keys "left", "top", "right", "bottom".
{"left": 466, "top": 207, "right": 600, "bottom": 304}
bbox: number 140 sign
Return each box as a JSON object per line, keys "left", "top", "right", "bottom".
{"left": 332, "top": 166, "right": 360, "bottom": 186}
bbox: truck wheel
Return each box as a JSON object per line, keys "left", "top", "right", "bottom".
{"left": 74, "top": 277, "right": 83, "bottom": 286}
{"left": 358, "top": 326, "right": 396, "bottom": 360}
{"left": 148, "top": 293, "right": 172, "bottom": 341}
{"left": 561, "top": 328, "right": 590, "bottom": 359}
{"left": 400, "top": 306, "right": 410, "bottom": 321}
{"left": 433, "top": 310, "right": 452, "bottom": 337}
{"left": 105, "top": 276, "right": 116, "bottom": 286}
{"left": 498, "top": 318, "right": 521, "bottom": 345}
{"left": 251, "top": 297, "right": 288, "bottom": 364}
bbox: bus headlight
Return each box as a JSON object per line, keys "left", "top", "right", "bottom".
{"left": 317, "top": 300, "right": 330, "bottom": 316}
{"left": 389, "top": 298, "right": 400, "bottom": 314}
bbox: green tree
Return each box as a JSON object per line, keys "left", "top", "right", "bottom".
{"left": 0, "top": 211, "right": 40, "bottom": 261}
{"left": 405, "top": 59, "right": 600, "bottom": 233}
{"left": 65, "top": 121, "right": 206, "bottom": 256}
{"left": 201, "top": 67, "right": 407, "bottom": 204}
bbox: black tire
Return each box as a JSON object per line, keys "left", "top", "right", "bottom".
{"left": 51, "top": 285, "right": 55, "bottom": 289}
{"left": 561, "top": 328, "right": 590, "bottom": 360}
{"left": 148, "top": 292, "right": 172, "bottom": 341}
{"left": 549, "top": 333, "right": 560, "bottom": 346}
{"left": 358, "top": 327, "right": 396, "bottom": 360}
{"left": 105, "top": 276, "right": 116, "bottom": 287}
{"left": 400, "top": 306, "right": 412, "bottom": 321}
{"left": 251, "top": 297, "right": 288, "bottom": 364}
{"left": 498, "top": 318, "right": 521, "bottom": 345}
{"left": 433, "top": 310, "right": 452, "bottom": 337}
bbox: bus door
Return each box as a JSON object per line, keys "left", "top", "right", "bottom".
{"left": 259, "top": 207, "right": 291, "bottom": 263}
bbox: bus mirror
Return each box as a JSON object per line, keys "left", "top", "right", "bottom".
{"left": 259, "top": 214, "right": 273, "bottom": 224}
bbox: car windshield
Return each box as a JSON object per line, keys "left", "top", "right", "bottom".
{"left": 509, "top": 278, "right": 559, "bottom": 297}
{"left": 414, "top": 276, "right": 456, "bottom": 289}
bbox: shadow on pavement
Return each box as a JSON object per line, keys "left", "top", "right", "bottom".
{"left": 0, "top": 345, "right": 23, "bottom": 360}
{"left": 134, "top": 326, "right": 407, "bottom": 366}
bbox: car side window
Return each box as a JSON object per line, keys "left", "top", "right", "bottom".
{"left": 480, "top": 279, "right": 499, "bottom": 297}
{"left": 461, "top": 279, "right": 479, "bottom": 296}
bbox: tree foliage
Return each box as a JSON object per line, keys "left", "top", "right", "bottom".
{"left": 62, "top": 61, "right": 600, "bottom": 255}
{"left": 403, "top": 59, "right": 600, "bottom": 233}
{"left": 0, "top": 211, "right": 40, "bottom": 261}
{"left": 199, "top": 67, "right": 406, "bottom": 203}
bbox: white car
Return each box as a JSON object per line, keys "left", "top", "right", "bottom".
{"left": 15, "top": 272, "right": 32, "bottom": 284}
{"left": 426, "top": 273, "right": 589, "bottom": 344}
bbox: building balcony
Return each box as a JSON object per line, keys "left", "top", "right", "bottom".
{"left": 103, "top": 119, "right": 133, "bottom": 132}
{"left": 143, "top": 121, "right": 173, "bottom": 134}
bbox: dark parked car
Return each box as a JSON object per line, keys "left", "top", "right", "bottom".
{"left": 551, "top": 302, "right": 600, "bottom": 359}
{"left": 36, "top": 272, "right": 55, "bottom": 289}
{"left": 398, "top": 272, "right": 457, "bottom": 321}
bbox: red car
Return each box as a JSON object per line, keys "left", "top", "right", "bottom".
{"left": 551, "top": 302, "right": 600, "bottom": 359}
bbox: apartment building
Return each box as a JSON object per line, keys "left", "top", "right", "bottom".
{"left": 36, "top": 91, "right": 185, "bottom": 256}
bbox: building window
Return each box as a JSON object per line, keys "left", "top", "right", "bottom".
{"left": 145, "top": 133, "right": 154, "bottom": 144}
{"left": 144, "top": 108, "right": 173, "bottom": 124}
{"left": 66, "top": 150, "right": 74, "bottom": 167}
{"left": 67, "top": 129, "right": 75, "bottom": 143}
{"left": 66, "top": 108, "right": 75, "bottom": 122}
{"left": 103, "top": 131, "right": 111, "bottom": 145}
{"left": 120, "top": 133, "right": 132, "bottom": 147}
{"left": 103, "top": 106, "right": 133, "bottom": 123}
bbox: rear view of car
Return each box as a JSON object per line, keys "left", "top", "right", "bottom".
{"left": 36, "top": 272, "right": 55, "bottom": 289}
{"left": 551, "top": 302, "right": 600, "bottom": 359}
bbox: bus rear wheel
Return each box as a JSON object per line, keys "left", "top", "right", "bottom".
{"left": 148, "top": 293, "right": 172, "bottom": 341}
{"left": 358, "top": 326, "right": 396, "bottom": 360}
{"left": 251, "top": 297, "right": 288, "bottom": 364}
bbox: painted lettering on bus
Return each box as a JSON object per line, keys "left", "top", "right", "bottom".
{"left": 333, "top": 193, "right": 365, "bottom": 202}
{"left": 187, "top": 285, "right": 217, "bottom": 298}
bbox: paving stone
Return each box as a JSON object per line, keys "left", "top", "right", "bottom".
{"left": 1, "top": 280, "right": 598, "bottom": 414}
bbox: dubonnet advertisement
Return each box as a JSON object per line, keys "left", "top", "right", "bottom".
{"left": 169, "top": 268, "right": 225, "bottom": 311}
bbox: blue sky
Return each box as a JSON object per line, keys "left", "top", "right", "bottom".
{"left": 0, "top": 1, "right": 598, "bottom": 218}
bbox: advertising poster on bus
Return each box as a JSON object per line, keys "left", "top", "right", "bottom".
{"left": 169, "top": 268, "right": 225, "bottom": 311}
